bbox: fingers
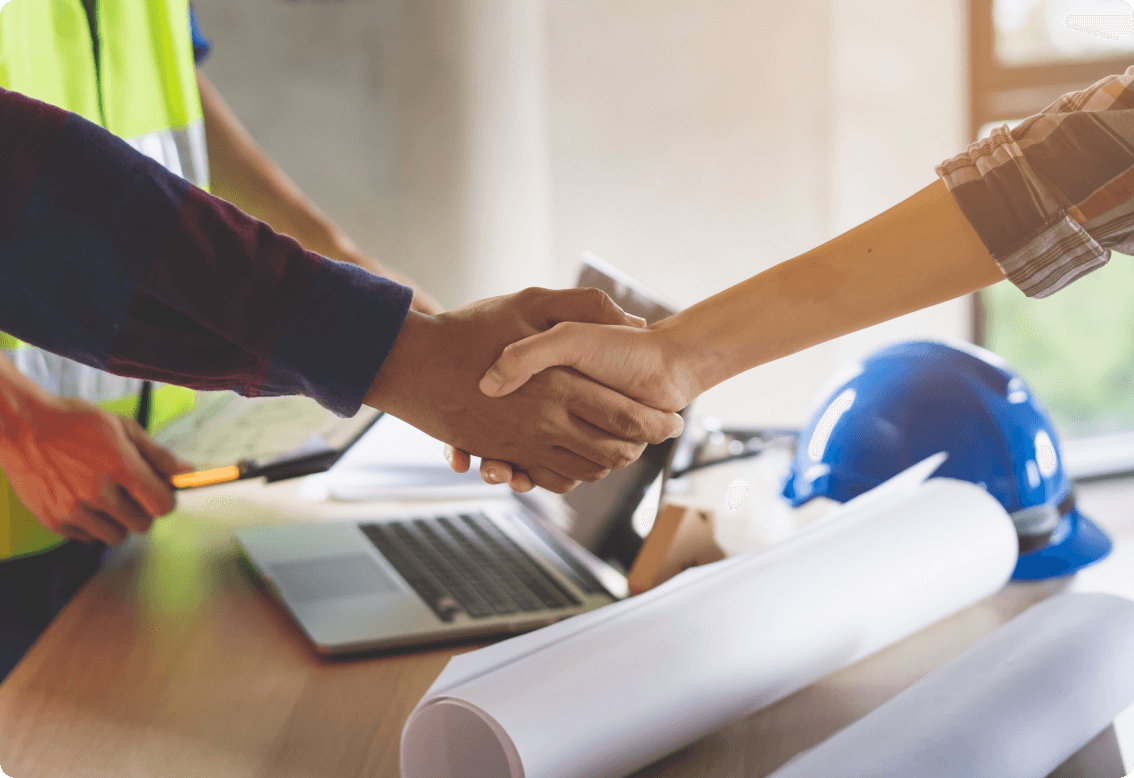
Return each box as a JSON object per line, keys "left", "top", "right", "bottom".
{"left": 71, "top": 505, "right": 128, "bottom": 545}
{"left": 559, "top": 372, "right": 684, "bottom": 447}
{"left": 96, "top": 482, "right": 156, "bottom": 534}
{"left": 444, "top": 445, "right": 471, "bottom": 473}
{"left": 482, "top": 323, "right": 593, "bottom": 398}
{"left": 520, "top": 444, "right": 611, "bottom": 483}
{"left": 543, "top": 410, "right": 648, "bottom": 473}
{"left": 533, "top": 286, "right": 645, "bottom": 329}
{"left": 124, "top": 419, "right": 193, "bottom": 478}
{"left": 506, "top": 471, "right": 534, "bottom": 493}
{"left": 522, "top": 466, "right": 581, "bottom": 495}
{"left": 480, "top": 459, "right": 514, "bottom": 485}
{"left": 56, "top": 524, "right": 97, "bottom": 544}
{"left": 50, "top": 476, "right": 157, "bottom": 545}
{"left": 448, "top": 447, "right": 532, "bottom": 492}
{"left": 118, "top": 420, "right": 179, "bottom": 517}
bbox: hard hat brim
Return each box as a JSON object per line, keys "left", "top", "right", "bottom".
{"left": 1011, "top": 509, "right": 1113, "bottom": 581}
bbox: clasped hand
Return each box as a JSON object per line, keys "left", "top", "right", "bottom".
{"left": 445, "top": 316, "right": 703, "bottom": 491}
{"left": 366, "top": 287, "right": 685, "bottom": 494}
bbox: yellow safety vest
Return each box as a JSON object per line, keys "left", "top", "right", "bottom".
{"left": 0, "top": 0, "right": 204, "bottom": 558}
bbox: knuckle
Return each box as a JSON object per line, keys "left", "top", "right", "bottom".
{"left": 618, "top": 441, "right": 647, "bottom": 470}
{"left": 610, "top": 402, "right": 647, "bottom": 439}
{"left": 639, "top": 409, "right": 682, "bottom": 445}
{"left": 577, "top": 465, "right": 603, "bottom": 482}
{"left": 499, "top": 341, "right": 525, "bottom": 366}
{"left": 516, "top": 286, "right": 545, "bottom": 306}
{"left": 556, "top": 480, "right": 580, "bottom": 494}
{"left": 646, "top": 419, "right": 676, "bottom": 445}
{"left": 581, "top": 287, "right": 609, "bottom": 317}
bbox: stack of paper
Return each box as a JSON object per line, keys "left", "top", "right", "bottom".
{"left": 770, "top": 592, "right": 1134, "bottom": 778}
{"left": 400, "top": 455, "right": 1020, "bottom": 778}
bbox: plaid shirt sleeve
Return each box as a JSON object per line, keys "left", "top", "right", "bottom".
{"left": 936, "top": 66, "right": 1134, "bottom": 299}
{"left": 0, "top": 88, "right": 412, "bottom": 417}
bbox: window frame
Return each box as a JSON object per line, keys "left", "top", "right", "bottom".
{"left": 969, "top": 0, "right": 1134, "bottom": 468}
{"left": 968, "top": 0, "right": 1133, "bottom": 345}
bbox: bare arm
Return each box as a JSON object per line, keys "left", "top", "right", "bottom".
{"left": 478, "top": 180, "right": 1005, "bottom": 412}
{"left": 197, "top": 72, "right": 443, "bottom": 314}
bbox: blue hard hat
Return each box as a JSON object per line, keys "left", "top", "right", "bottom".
{"left": 781, "top": 340, "right": 1111, "bottom": 581}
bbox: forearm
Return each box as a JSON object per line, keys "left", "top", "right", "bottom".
{"left": 666, "top": 180, "right": 1005, "bottom": 394}
{"left": 0, "top": 87, "right": 411, "bottom": 416}
{"left": 198, "top": 73, "right": 366, "bottom": 265}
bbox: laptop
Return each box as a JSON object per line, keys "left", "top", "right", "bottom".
{"left": 234, "top": 252, "right": 687, "bottom": 654}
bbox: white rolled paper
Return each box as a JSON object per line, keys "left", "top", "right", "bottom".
{"left": 400, "top": 456, "right": 1020, "bottom": 778}
{"left": 769, "top": 592, "right": 1134, "bottom": 778}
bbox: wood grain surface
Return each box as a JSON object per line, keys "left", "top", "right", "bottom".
{"left": 1, "top": 476, "right": 1132, "bottom": 778}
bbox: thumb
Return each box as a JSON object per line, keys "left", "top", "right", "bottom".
{"left": 121, "top": 421, "right": 188, "bottom": 516}
{"left": 128, "top": 423, "right": 194, "bottom": 479}
{"left": 541, "top": 287, "right": 646, "bottom": 329}
{"left": 480, "top": 322, "right": 589, "bottom": 397}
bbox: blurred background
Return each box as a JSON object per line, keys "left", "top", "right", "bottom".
{"left": 192, "top": 0, "right": 1134, "bottom": 448}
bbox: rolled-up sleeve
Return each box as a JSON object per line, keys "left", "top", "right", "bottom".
{"left": 936, "top": 67, "right": 1134, "bottom": 298}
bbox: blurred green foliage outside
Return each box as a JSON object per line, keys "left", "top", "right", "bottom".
{"left": 983, "top": 252, "right": 1134, "bottom": 439}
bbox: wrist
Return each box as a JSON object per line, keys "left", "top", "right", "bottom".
{"left": 363, "top": 311, "right": 436, "bottom": 415}
{"left": 652, "top": 314, "right": 727, "bottom": 403}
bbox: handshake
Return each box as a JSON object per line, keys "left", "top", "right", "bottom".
{"left": 364, "top": 286, "right": 703, "bottom": 494}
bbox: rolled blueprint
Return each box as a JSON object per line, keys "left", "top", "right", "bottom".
{"left": 400, "top": 455, "right": 1019, "bottom": 778}
{"left": 770, "top": 592, "right": 1134, "bottom": 778}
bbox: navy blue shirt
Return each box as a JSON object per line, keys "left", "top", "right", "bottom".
{"left": 0, "top": 88, "right": 412, "bottom": 416}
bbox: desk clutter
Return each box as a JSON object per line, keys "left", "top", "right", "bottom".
{"left": 397, "top": 454, "right": 1134, "bottom": 778}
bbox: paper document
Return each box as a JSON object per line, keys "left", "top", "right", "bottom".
{"left": 303, "top": 414, "right": 511, "bottom": 501}
{"left": 770, "top": 593, "right": 1134, "bottom": 778}
{"left": 153, "top": 391, "right": 380, "bottom": 469}
{"left": 400, "top": 457, "right": 1020, "bottom": 778}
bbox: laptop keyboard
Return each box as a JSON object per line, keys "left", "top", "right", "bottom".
{"left": 359, "top": 513, "right": 590, "bottom": 622}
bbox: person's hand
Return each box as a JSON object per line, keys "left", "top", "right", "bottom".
{"left": 445, "top": 319, "right": 700, "bottom": 492}
{"left": 478, "top": 319, "right": 702, "bottom": 413}
{"left": 443, "top": 442, "right": 536, "bottom": 492}
{"left": 442, "top": 313, "right": 661, "bottom": 493}
{"left": 365, "top": 287, "right": 684, "bottom": 493}
{"left": 0, "top": 394, "right": 192, "bottom": 545}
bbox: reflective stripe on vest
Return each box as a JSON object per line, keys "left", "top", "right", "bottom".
{"left": 2, "top": 347, "right": 145, "bottom": 403}
{"left": 125, "top": 122, "right": 210, "bottom": 190}
{"left": 0, "top": 0, "right": 205, "bottom": 559}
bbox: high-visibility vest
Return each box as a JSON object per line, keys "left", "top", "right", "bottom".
{"left": 0, "top": 0, "right": 204, "bottom": 559}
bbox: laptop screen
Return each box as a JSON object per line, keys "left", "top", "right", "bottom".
{"left": 561, "top": 253, "right": 687, "bottom": 571}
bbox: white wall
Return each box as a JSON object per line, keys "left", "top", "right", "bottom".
{"left": 193, "top": 0, "right": 969, "bottom": 428}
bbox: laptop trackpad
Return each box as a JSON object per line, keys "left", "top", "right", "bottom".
{"left": 271, "top": 554, "right": 397, "bottom": 604}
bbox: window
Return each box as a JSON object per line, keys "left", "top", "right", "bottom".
{"left": 971, "top": 0, "right": 1134, "bottom": 445}
{"left": 970, "top": 0, "right": 1132, "bottom": 138}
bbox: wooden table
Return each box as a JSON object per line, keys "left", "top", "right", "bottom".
{"left": 2, "top": 476, "right": 1133, "bottom": 778}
